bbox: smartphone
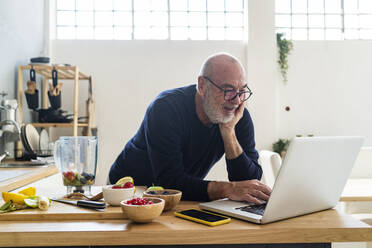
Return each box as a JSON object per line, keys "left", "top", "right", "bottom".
{"left": 174, "top": 209, "right": 231, "bottom": 226}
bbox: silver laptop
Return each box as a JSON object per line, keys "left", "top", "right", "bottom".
{"left": 200, "top": 136, "right": 364, "bottom": 224}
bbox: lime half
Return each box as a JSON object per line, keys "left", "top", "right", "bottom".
{"left": 24, "top": 196, "right": 39, "bottom": 208}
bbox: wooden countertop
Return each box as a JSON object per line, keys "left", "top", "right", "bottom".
{"left": 0, "top": 164, "right": 58, "bottom": 192}
{"left": 1, "top": 174, "right": 372, "bottom": 246}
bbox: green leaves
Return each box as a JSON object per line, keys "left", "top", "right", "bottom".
{"left": 277, "top": 33, "right": 293, "bottom": 83}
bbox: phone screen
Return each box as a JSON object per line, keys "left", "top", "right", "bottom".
{"left": 178, "top": 209, "right": 229, "bottom": 222}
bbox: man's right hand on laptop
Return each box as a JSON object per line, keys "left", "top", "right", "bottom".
{"left": 228, "top": 180, "right": 272, "bottom": 204}
{"left": 208, "top": 180, "right": 272, "bottom": 204}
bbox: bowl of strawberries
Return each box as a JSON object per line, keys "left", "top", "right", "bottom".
{"left": 102, "top": 180, "right": 135, "bottom": 206}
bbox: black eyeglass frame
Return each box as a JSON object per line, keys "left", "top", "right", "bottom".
{"left": 203, "top": 76, "right": 253, "bottom": 102}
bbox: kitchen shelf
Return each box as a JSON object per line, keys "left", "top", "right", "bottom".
{"left": 17, "top": 64, "right": 96, "bottom": 137}
{"left": 31, "top": 122, "right": 89, "bottom": 128}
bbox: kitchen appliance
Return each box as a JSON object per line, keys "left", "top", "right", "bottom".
{"left": 54, "top": 136, "right": 98, "bottom": 195}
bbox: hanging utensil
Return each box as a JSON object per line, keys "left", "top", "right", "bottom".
{"left": 24, "top": 67, "right": 39, "bottom": 110}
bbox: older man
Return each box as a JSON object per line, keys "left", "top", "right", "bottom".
{"left": 109, "top": 53, "right": 271, "bottom": 203}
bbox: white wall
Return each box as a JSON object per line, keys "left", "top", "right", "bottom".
{"left": 51, "top": 40, "right": 246, "bottom": 184}
{"left": 0, "top": 0, "right": 45, "bottom": 154}
{"left": 279, "top": 41, "right": 372, "bottom": 146}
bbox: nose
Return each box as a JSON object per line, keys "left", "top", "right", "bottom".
{"left": 229, "top": 93, "right": 241, "bottom": 105}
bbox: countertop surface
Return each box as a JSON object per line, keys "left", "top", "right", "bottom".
{"left": 0, "top": 172, "right": 372, "bottom": 247}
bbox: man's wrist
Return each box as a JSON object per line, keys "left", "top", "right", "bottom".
{"left": 207, "top": 181, "right": 233, "bottom": 200}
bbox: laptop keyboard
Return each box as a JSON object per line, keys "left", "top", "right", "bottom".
{"left": 235, "top": 203, "right": 267, "bottom": 216}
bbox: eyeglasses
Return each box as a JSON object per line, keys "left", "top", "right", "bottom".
{"left": 203, "top": 76, "right": 253, "bottom": 102}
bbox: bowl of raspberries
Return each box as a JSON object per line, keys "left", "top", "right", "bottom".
{"left": 120, "top": 197, "right": 165, "bottom": 223}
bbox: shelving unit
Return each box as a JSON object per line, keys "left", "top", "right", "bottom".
{"left": 17, "top": 65, "right": 94, "bottom": 136}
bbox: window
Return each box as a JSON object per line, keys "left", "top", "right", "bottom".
{"left": 275, "top": 0, "right": 372, "bottom": 40}
{"left": 55, "top": 0, "right": 245, "bottom": 40}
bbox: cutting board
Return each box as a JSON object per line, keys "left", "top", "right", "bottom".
{"left": 0, "top": 174, "right": 147, "bottom": 221}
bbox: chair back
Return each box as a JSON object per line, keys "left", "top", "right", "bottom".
{"left": 258, "top": 150, "right": 282, "bottom": 188}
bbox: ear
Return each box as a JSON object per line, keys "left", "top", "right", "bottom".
{"left": 197, "top": 76, "right": 207, "bottom": 97}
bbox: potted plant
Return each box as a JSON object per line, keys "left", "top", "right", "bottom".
{"left": 272, "top": 138, "right": 290, "bottom": 158}
{"left": 276, "top": 33, "right": 293, "bottom": 83}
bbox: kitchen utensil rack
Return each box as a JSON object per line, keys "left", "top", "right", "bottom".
{"left": 17, "top": 65, "right": 95, "bottom": 137}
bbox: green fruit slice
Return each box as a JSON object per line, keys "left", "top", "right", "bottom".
{"left": 146, "top": 186, "right": 164, "bottom": 192}
{"left": 24, "top": 196, "right": 39, "bottom": 208}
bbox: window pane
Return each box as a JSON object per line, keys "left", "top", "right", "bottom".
{"left": 95, "top": 11, "right": 113, "bottom": 26}
{"left": 325, "top": 15, "right": 342, "bottom": 28}
{"left": 276, "top": 14, "right": 291, "bottom": 27}
{"left": 57, "top": 11, "right": 75, "bottom": 26}
{"left": 95, "top": 27, "right": 113, "bottom": 39}
{"left": 114, "top": 11, "right": 132, "bottom": 26}
{"left": 292, "top": 0, "right": 307, "bottom": 13}
{"left": 151, "top": 12, "right": 168, "bottom": 26}
{"left": 325, "top": 29, "right": 342, "bottom": 40}
{"left": 170, "top": 27, "right": 188, "bottom": 40}
{"left": 226, "top": 0, "right": 243, "bottom": 11}
{"left": 189, "top": 12, "right": 206, "bottom": 27}
{"left": 276, "top": 0, "right": 291, "bottom": 13}
{"left": 292, "top": 15, "right": 307, "bottom": 28}
{"left": 325, "top": 0, "right": 341, "bottom": 13}
{"left": 151, "top": 0, "right": 168, "bottom": 11}
{"left": 359, "top": 0, "right": 372, "bottom": 13}
{"left": 95, "top": 0, "right": 112, "bottom": 11}
{"left": 308, "top": 15, "right": 324, "bottom": 28}
{"left": 344, "top": 0, "right": 358, "bottom": 14}
{"left": 292, "top": 28, "right": 307, "bottom": 40}
{"left": 208, "top": 0, "right": 224, "bottom": 11}
{"left": 114, "top": 27, "right": 132, "bottom": 39}
{"left": 189, "top": 0, "right": 206, "bottom": 11}
{"left": 308, "top": 0, "right": 324, "bottom": 14}
{"left": 134, "top": 27, "right": 151, "bottom": 39}
{"left": 276, "top": 29, "right": 291, "bottom": 39}
{"left": 113, "top": 0, "right": 132, "bottom": 10}
{"left": 134, "top": 0, "right": 151, "bottom": 11}
{"left": 76, "top": 0, "right": 93, "bottom": 11}
{"left": 208, "top": 13, "right": 225, "bottom": 27}
{"left": 344, "top": 15, "right": 359, "bottom": 29}
{"left": 149, "top": 27, "right": 168, "bottom": 39}
{"left": 57, "top": 27, "right": 76, "bottom": 39}
{"left": 57, "top": 0, "right": 75, "bottom": 10}
{"left": 170, "top": 12, "right": 188, "bottom": 26}
{"left": 225, "top": 27, "right": 243, "bottom": 40}
{"left": 308, "top": 29, "right": 324, "bottom": 40}
{"left": 226, "top": 13, "right": 243, "bottom": 27}
{"left": 169, "top": 0, "right": 187, "bottom": 11}
{"left": 360, "top": 15, "right": 372, "bottom": 28}
{"left": 189, "top": 27, "right": 206, "bottom": 40}
{"left": 208, "top": 27, "right": 225, "bottom": 40}
{"left": 76, "top": 26, "right": 94, "bottom": 39}
{"left": 359, "top": 29, "right": 372, "bottom": 39}
{"left": 134, "top": 11, "right": 151, "bottom": 26}
{"left": 76, "top": 11, "right": 93, "bottom": 26}
{"left": 344, "top": 29, "right": 359, "bottom": 39}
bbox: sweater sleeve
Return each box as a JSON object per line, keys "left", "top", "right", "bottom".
{"left": 144, "top": 100, "right": 211, "bottom": 201}
{"left": 225, "top": 108, "right": 262, "bottom": 181}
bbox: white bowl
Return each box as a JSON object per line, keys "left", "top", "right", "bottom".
{"left": 102, "top": 185, "right": 135, "bottom": 206}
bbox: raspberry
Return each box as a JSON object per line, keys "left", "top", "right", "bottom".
{"left": 123, "top": 182, "right": 134, "bottom": 188}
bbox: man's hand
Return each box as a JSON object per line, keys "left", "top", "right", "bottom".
{"left": 208, "top": 180, "right": 272, "bottom": 204}
{"left": 227, "top": 180, "right": 272, "bottom": 204}
{"left": 219, "top": 103, "right": 245, "bottom": 133}
{"left": 218, "top": 103, "right": 245, "bottom": 159}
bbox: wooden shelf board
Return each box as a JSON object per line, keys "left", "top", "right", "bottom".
{"left": 19, "top": 65, "right": 89, "bottom": 80}
{"left": 30, "top": 123, "right": 89, "bottom": 128}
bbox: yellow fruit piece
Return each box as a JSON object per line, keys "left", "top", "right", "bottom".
{"left": 1, "top": 192, "right": 28, "bottom": 204}
{"left": 115, "top": 176, "right": 134, "bottom": 185}
{"left": 18, "top": 187, "right": 36, "bottom": 196}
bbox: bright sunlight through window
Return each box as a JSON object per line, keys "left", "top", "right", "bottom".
{"left": 56, "top": 0, "right": 245, "bottom": 40}
{"left": 276, "top": 0, "right": 372, "bottom": 40}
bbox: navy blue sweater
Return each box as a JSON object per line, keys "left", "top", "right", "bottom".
{"left": 109, "top": 85, "right": 262, "bottom": 201}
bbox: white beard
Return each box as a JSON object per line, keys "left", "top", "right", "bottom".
{"left": 202, "top": 88, "right": 235, "bottom": 124}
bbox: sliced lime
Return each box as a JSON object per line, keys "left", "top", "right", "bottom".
{"left": 24, "top": 196, "right": 39, "bottom": 208}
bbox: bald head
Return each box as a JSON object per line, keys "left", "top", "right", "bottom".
{"left": 200, "top": 53, "right": 245, "bottom": 81}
